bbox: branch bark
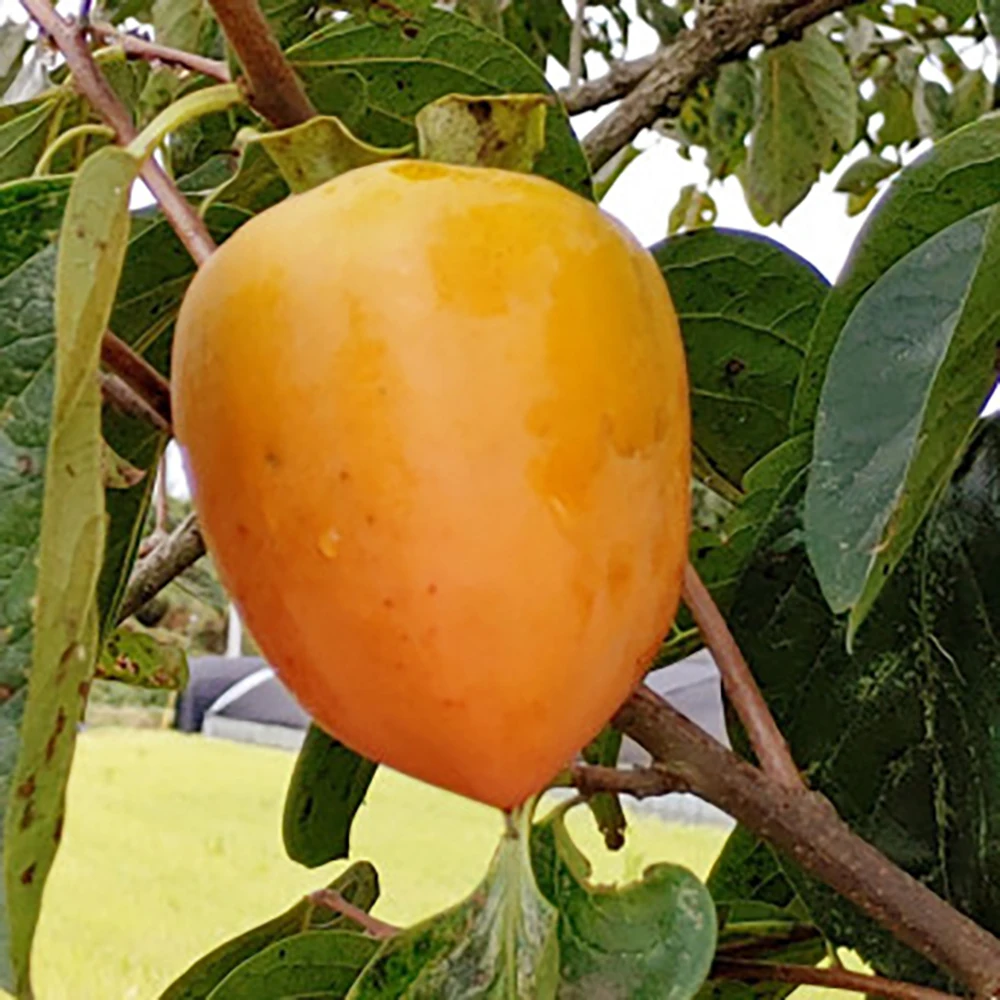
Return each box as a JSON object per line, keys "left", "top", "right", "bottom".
{"left": 20, "top": 0, "right": 216, "bottom": 265}
{"left": 100, "top": 372, "right": 170, "bottom": 434}
{"left": 91, "top": 22, "right": 231, "bottom": 82}
{"left": 560, "top": 51, "right": 659, "bottom": 114}
{"left": 613, "top": 687, "right": 1000, "bottom": 997}
{"left": 101, "top": 330, "right": 173, "bottom": 430}
{"left": 711, "top": 959, "right": 962, "bottom": 1000}
{"left": 205, "top": 0, "right": 315, "bottom": 128}
{"left": 581, "top": 0, "right": 860, "bottom": 169}
{"left": 682, "top": 561, "right": 801, "bottom": 788}
{"left": 117, "top": 513, "right": 206, "bottom": 623}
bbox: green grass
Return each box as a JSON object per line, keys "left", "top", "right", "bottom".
{"left": 12, "top": 728, "right": 858, "bottom": 999}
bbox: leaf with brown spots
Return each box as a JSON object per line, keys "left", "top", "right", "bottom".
{"left": 4, "top": 147, "right": 138, "bottom": 997}
{"left": 96, "top": 627, "right": 189, "bottom": 690}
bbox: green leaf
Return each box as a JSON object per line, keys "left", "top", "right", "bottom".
{"left": 924, "top": 0, "right": 977, "bottom": 26}
{"left": 347, "top": 820, "right": 558, "bottom": 999}
{"left": 255, "top": 116, "right": 409, "bottom": 194}
{"left": 707, "top": 62, "right": 755, "bottom": 181}
{"left": 730, "top": 417, "right": 1000, "bottom": 986}
{"left": 4, "top": 147, "right": 138, "bottom": 994}
{"left": 501, "top": 0, "right": 572, "bottom": 69}
{"left": 744, "top": 29, "right": 856, "bottom": 223}
{"left": 416, "top": 93, "right": 548, "bottom": 172}
{"left": 805, "top": 206, "right": 1000, "bottom": 636}
{"left": 287, "top": 8, "right": 591, "bottom": 198}
{"left": 650, "top": 228, "right": 828, "bottom": 491}
{"left": 950, "top": 70, "right": 993, "bottom": 132}
{"left": 983, "top": 0, "right": 1000, "bottom": 38}
{"left": 835, "top": 154, "right": 898, "bottom": 195}
{"left": 97, "top": 627, "right": 188, "bottom": 689}
{"left": 0, "top": 100, "right": 60, "bottom": 184}
{"left": 207, "top": 930, "right": 380, "bottom": 1000}
{"left": 913, "top": 77, "right": 952, "bottom": 140}
{"left": 532, "top": 807, "right": 715, "bottom": 999}
{"left": 794, "top": 114, "right": 1000, "bottom": 432}
{"left": 668, "top": 184, "right": 717, "bottom": 235}
{"left": 161, "top": 862, "right": 381, "bottom": 1000}
{"left": 283, "top": 724, "right": 378, "bottom": 869}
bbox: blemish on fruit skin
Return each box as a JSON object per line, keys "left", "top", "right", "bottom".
{"left": 607, "top": 544, "right": 634, "bottom": 607}
{"left": 317, "top": 528, "right": 341, "bottom": 559}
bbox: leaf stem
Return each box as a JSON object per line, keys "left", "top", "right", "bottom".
{"left": 681, "top": 561, "right": 802, "bottom": 789}
{"left": 33, "top": 122, "right": 115, "bottom": 176}
{"left": 124, "top": 82, "right": 244, "bottom": 163}
{"left": 711, "top": 958, "right": 963, "bottom": 1000}
{"left": 205, "top": 0, "right": 315, "bottom": 128}
{"left": 309, "top": 889, "right": 398, "bottom": 940}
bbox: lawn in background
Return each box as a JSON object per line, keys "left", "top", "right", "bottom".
{"left": 12, "top": 728, "right": 855, "bottom": 999}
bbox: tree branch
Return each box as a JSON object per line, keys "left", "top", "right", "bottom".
{"left": 711, "top": 958, "right": 962, "bottom": 1000}
{"left": 91, "top": 22, "right": 231, "bottom": 82}
{"left": 560, "top": 51, "right": 659, "bottom": 114}
{"left": 101, "top": 330, "right": 173, "bottom": 430}
{"left": 205, "top": 0, "right": 315, "bottom": 128}
{"left": 581, "top": 0, "right": 861, "bottom": 169}
{"left": 613, "top": 687, "right": 1000, "bottom": 997}
{"left": 20, "top": 0, "right": 216, "bottom": 265}
{"left": 117, "top": 513, "right": 206, "bottom": 623}
{"left": 100, "top": 373, "right": 170, "bottom": 434}
{"left": 682, "top": 561, "right": 801, "bottom": 788}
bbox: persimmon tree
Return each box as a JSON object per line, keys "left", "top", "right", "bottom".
{"left": 1, "top": 0, "right": 1000, "bottom": 997}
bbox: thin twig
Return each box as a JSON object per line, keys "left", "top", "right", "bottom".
{"left": 154, "top": 456, "right": 169, "bottom": 533}
{"left": 90, "top": 22, "right": 231, "bottom": 82}
{"left": 20, "top": 0, "right": 216, "bottom": 265}
{"left": 561, "top": 51, "right": 659, "bottom": 114}
{"left": 100, "top": 373, "right": 171, "bottom": 434}
{"left": 206, "top": 0, "right": 314, "bottom": 128}
{"left": 100, "top": 330, "right": 173, "bottom": 430}
{"left": 711, "top": 958, "right": 962, "bottom": 1000}
{"left": 310, "top": 890, "right": 399, "bottom": 940}
{"left": 581, "top": 0, "right": 864, "bottom": 169}
{"left": 117, "top": 513, "right": 206, "bottom": 623}
{"left": 682, "top": 561, "right": 801, "bottom": 788}
{"left": 615, "top": 686, "right": 1000, "bottom": 996}
{"left": 571, "top": 762, "right": 684, "bottom": 799}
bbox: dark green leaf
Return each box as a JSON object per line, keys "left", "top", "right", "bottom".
{"left": 744, "top": 29, "right": 856, "bottom": 223}
{"left": 913, "top": 78, "right": 952, "bottom": 139}
{"left": 287, "top": 8, "right": 592, "bottom": 198}
{"left": 806, "top": 206, "right": 1000, "bottom": 635}
{"left": 950, "top": 70, "right": 993, "bottom": 132}
{"left": 0, "top": 100, "right": 60, "bottom": 184}
{"left": 924, "top": 0, "right": 977, "bottom": 26}
{"left": 97, "top": 627, "right": 188, "bottom": 689}
{"left": 650, "top": 228, "right": 828, "bottom": 491}
{"left": 5, "top": 147, "right": 138, "bottom": 994}
{"left": 208, "top": 931, "right": 379, "bottom": 1000}
{"left": 161, "top": 862, "right": 381, "bottom": 1000}
{"left": 834, "top": 154, "right": 898, "bottom": 195}
{"left": 501, "top": 0, "right": 572, "bottom": 69}
{"left": 730, "top": 417, "right": 1000, "bottom": 986}
{"left": 794, "top": 114, "right": 1000, "bottom": 432}
{"left": 871, "top": 71, "right": 919, "bottom": 149}
{"left": 284, "top": 725, "right": 378, "bottom": 869}
{"left": 532, "top": 807, "right": 715, "bottom": 999}
{"left": 983, "top": 0, "right": 1000, "bottom": 38}
{"left": 707, "top": 62, "right": 755, "bottom": 181}
{"left": 348, "top": 822, "right": 558, "bottom": 999}
{"left": 416, "top": 93, "right": 548, "bottom": 172}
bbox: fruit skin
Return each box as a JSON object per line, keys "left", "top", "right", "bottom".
{"left": 172, "top": 160, "right": 690, "bottom": 810}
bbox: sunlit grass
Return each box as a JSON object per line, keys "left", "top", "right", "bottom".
{"left": 12, "top": 728, "right": 860, "bottom": 999}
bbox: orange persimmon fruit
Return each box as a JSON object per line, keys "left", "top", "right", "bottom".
{"left": 172, "top": 160, "right": 690, "bottom": 810}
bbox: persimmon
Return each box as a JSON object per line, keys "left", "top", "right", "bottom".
{"left": 172, "top": 160, "right": 690, "bottom": 809}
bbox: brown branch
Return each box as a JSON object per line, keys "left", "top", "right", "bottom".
{"left": 310, "top": 889, "right": 399, "bottom": 940}
{"left": 614, "top": 687, "right": 1000, "bottom": 997}
{"left": 560, "top": 51, "right": 659, "bottom": 114}
{"left": 101, "top": 330, "right": 173, "bottom": 430}
{"left": 682, "top": 561, "right": 801, "bottom": 788}
{"left": 711, "top": 958, "right": 962, "bottom": 1000}
{"left": 117, "top": 513, "right": 206, "bottom": 623}
{"left": 206, "top": 0, "right": 315, "bottom": 128}
{"left": 581, "top": 0, "right": 861, "bottom": 169}
{"left": 21, "top": 0, "right": 216, "bottom": 265}
{"left": 90, "top": 22, "right": 231, "bottom": 82}
{"left": 100, "top": 372, "right": 170, "bottom": 434}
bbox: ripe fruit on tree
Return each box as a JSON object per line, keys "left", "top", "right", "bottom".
{"left": 172, "top": 160, "right": 690, "bottom": 809}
